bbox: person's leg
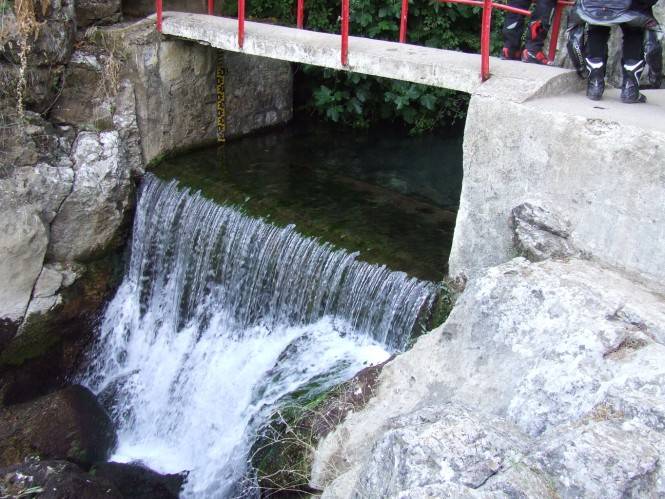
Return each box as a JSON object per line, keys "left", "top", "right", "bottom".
{"left": 620, "top": 24, "right": 647, "bottom": 103}
{"left": 566, "top": 9, "right": 588, "bottom": 78}
{"left": 523, "top": 0, "right": 556, "bottom": 63}
{"left": 644, "top": 28, "right": 663, "bottom": 88}
{"left": 502, "top": 0, "right": 531, "bottom": 59}
{"left": 585, "top": 24, "right": 610, "bottom": 100}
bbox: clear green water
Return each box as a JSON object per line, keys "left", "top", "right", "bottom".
{"left": 151, "top": 120, "right": 463, "bottom": 282}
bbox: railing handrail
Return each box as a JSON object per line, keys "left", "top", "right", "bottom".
{"left": 155, "top": 0, "right": 573, "bottom": 80}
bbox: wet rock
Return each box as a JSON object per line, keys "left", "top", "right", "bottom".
{"left": 313, "top": 257, "right": 665, "bottom": 497}
{"left": 510, "top": 202, "right": 578, "bottom": 262}
{"left": 76, "top": 0, "right": 122, "bottom": 28}
{"left": 0, "top": 385, "right": 117, "bottom": 467}
{"left": 93, "top": 462, "right": 185, "bottom": 499}
{"left": 0, "top": 459, "right": 122, "bottom": 499}
{"left": 49, "top": 130, "right": 132, "bottom": 262}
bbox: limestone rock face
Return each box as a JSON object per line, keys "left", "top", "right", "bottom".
{"left": 50, "top": 50, "right": 114, "bottom": 130}
{"left": 0, "top": 385, "right": 117, "bottom": 467}
{"left": 0, "top": 0, "right": 75, "bottom": 67}
{"left": 0, "top": 208, "right": 48, "bottom": 323}
{"left": 49, "top": 130, "right": 132, "bottom": 262}
{"left": 75, "top": 0, "right": 122, "bottom": 28}
{"left": 313, "top": 257, "right": 665, "bottom": 498}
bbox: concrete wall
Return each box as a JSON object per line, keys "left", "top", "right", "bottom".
{"left": 103, "top": 19, "right": 293, "bottom": 164}
{"left": 449, "top": 91, "right": 665, "bottom": 291}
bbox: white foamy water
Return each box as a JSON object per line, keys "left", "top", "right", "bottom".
{"left": 82, "top": 175, "right": 436, "bottom": 497}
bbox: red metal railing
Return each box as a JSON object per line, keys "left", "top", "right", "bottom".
{"left": 155, "top": 0, "right": 572, "bottom": 80}
{"left": 399, "top": 0, "right": 573, "bottom": 80}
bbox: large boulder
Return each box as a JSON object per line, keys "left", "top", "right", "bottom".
{"left": 0, "top": 385, "right": 117, "bottom": 467}
{"left": 93, "top": 462, "right": 185, "bottom": 499}
{"left": 313, "top": 257, "right": 665, "bottom": 497}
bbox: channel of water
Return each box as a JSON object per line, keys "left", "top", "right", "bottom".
{"left": 80, "top": 121, "right": 463, "bottom": 497}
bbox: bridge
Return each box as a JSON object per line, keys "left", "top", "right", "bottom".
{"left": 157, "top": 11, "right": 582, "bottom": 103}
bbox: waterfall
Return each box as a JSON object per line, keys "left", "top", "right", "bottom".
{"left": 82, "top": 174, "right": 436, "bottom": 497}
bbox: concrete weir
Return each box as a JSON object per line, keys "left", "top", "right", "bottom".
{"left": 158, "top": 12, "right": 665, "bottom": 291}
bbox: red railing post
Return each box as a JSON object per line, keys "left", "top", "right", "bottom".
{"left": 156, "top": 0, "right": 163, "bottom": 32}
{"left": 238, "top": 0, "right": 245, "bottom": 47}
{"left": 297, "top": 0, "right": 304, "bottom": 28}
{"left": 480, "top": 0, "right": 492, "bottom": 81}
{"left": 208, "top": 0, "right": 214, "bottom": 15}
{"left": 399, "top": 0, "right": 408, "bottom": 43}
{"left": 341, "top": 0, "right": 349, "bottom": 65}
{"left": 548, "top": 1, "right": 573, "bottom": 62}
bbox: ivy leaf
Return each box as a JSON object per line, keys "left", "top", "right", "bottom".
{"left": 419, "top": 93, "right": 437, "bottom": 110}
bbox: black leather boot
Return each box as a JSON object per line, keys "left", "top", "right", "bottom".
{"left": 585, "top": 57, "right": 605, "bottom": 101}
{"left": 621, "top": 59, "right": 647, "bottom": 104}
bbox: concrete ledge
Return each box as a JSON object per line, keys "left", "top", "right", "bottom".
{"left": 159, "top": 11, "right": 581, "bottom": 102}
{"left": 450, "top": 88, "right": 665, "bottom": 291}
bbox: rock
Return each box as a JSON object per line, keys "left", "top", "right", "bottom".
{"left": 0, "top": 63, "right": 65, "bottom": 114}
{"left": 113, "top": 79, "right": 144, "bottom": 175}
{"left": 0, "top": 163, "right": 75, "bottom": 224}
{"left": 0, "top": 1, "right": 75, "bottom": 67}
{"left": 313, "top": 257, "right": 665, "bottom": 497}
{"left": 0, "top": 385, "right": 117, "bottom": 467}
{"left": 449, "top": 93, "right": 665, "bottom": 289}
{"left": 0, "top": 207, "right": 48, "bottom": 323}
{"left": 48, "top": 130, "right": 132, "bottom": 262}
{"left": 526, "top": 416, "right": 665, "bottom": 498}
{"left": 50, "top": 50, "right": 114, "bottom": 130}
{"left": 24, "top": 264, "right": 79, "bottom": 316}
{"left": 349, "top": 404, "right": 536, "bottom": 499}
{"left": 93, "top": 462, "right": 185, "bottom": 499}
{"left": 510, "top": 202, "right": 578, "bottom": 262}
{"left": 0, "top": 112, "right": 73, "bottom": 171}
{"left": 0, "top": 459, "right": 122, "bottom": 499}
{"left": 75, "top": 0, "right": 122, "bottom": 28}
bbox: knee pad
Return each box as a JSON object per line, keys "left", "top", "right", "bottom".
{"left": 567, "top": 22, "right": 587, "bottom": 78}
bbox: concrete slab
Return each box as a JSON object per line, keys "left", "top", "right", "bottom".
{"left": 159, "top": 11, "right": 582, "bottom": 102}
{"left": 527, "top": 88, "right": 665, "bottom": 134}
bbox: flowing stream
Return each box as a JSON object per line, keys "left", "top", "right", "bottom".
{"left": 82, "top": 174, "right": 437, "bottom": 497}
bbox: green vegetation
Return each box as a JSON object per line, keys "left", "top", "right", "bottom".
{"left": 0, "top": 0, "right": 13, "bottom": 15}
{"left": 222, "top": 0, "right": 505, "bottom": 133}
{"left": 251, "top": 365, "right": 383, "bottom": 495}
